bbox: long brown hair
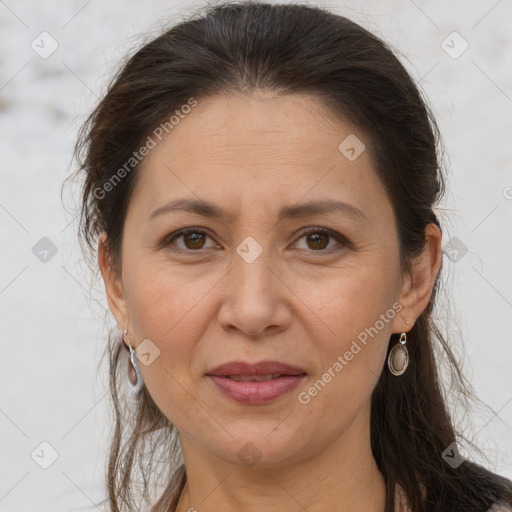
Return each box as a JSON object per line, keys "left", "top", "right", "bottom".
{"left": 71, "top": 2, "right": 512, "bottom": 510}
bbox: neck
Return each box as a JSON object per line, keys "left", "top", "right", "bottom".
{"left": 174, "top": 406, "right": 387, "bottom": 512}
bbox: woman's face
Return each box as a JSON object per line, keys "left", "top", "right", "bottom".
{"left": 102, "top": 92, "right": 420, "bottom": 469}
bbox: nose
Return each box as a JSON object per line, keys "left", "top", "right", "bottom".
{"left": 216, "top": 243, "right": 292, "bottom": 338}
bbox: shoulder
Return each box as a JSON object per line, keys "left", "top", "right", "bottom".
{"left": 486, "top": 504, "right": 512, "bottom": 512}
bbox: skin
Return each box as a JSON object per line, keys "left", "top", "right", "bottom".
{"left": 99, "top": 92, "right": 442, "bottom": 512}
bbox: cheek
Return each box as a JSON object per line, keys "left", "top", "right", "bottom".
{"left": 290, "top": 251, "right": 400, "bottom": 404}
{"left": 123, "top": 258, "right": 222, "bottom": 374}
{"left": 122, "top": 261, "right": 216, "bottom": 425}
{"left": 292, "top": 278, "right": 396, "bottom": 446}
{"left": 292, "top": 257, "right": 399, "bottom": 349}
{"left": 125, "top": 249, "right": 196, "bottom": 320}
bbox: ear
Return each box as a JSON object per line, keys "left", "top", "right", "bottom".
{"left": 392, "top": 223, "right": 443, "bottom": 333}
{"left": 98, "top": 232, "right": 130, "bottom": 332}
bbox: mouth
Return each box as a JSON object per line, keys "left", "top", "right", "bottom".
{"left": 206, "top": 360, "right": 306, "bottom": 378}
{"left": 223, "top": 374, "right": 293, "bottom": 382}
{"left": 205, "top": 361, "right": 307, "bottom": 404}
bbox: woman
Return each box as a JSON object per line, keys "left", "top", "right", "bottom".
{"left": 72, "top": 2, "right": 512, "bottom": 511}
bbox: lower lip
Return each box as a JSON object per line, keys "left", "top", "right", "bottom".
{"left": 207, "top": 375, "right": 306, "bottom": 404}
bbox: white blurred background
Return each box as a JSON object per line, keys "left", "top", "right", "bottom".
{"left": 1, "top": 0, "right": 511, "bottom": 510}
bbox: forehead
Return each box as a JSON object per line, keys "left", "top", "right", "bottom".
{"left": 132, "top": 92, "right": 389, "bottom": 222}
{"left": 147, "top": 92, "right": 357, "bottom": 168}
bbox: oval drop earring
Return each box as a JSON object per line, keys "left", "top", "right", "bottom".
{"left": 123, "top": 328, "right": 144, "bottom": 395}
{"left": 388, "top": 332, "right": 409, "bottom": 376}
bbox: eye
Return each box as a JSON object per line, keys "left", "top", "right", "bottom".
{"left": 165, "top": 228, "right": 217, "bottom": 251}
{"left": 294, "top": 227, "right": 348, "bottom": 252}
{"left": 164, "top": 227, "right": 350, "bottom": 253}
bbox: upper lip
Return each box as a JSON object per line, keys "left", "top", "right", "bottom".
{"left": 206, "top": 360, "right": 306, "bottom": 377}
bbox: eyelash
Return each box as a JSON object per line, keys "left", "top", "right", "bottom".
{"left": 164, "top": 226, "right": 350, "bottom": 254}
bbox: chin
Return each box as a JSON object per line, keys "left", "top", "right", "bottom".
{"left": 206, "top": 430, "right": 311, "bottom": 470}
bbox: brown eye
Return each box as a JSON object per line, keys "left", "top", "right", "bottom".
{"left": 166, "top": 228, "right": 216, "bottom": 251}
{"left": 294, "top": 228, "right": 347, "bottom": 252}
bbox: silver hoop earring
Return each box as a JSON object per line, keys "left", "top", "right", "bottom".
{"left": 388, "top": 332, "right": 409, "bottom": 376}
{"left": 123, "top": 328, "right": 144, "bottom": 395}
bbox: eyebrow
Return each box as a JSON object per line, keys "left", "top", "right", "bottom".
{"left": 149, "top": 198, "right": 368, "bottom": 223}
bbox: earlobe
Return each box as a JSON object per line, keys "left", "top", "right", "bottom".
{"left": 392, "top": 223, "right": 442, "bottom": 332}
{"left": 98, "top": 232, "right": 130, "bottom": 331}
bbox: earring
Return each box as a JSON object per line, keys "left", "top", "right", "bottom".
{"left": 123, "top": 328, "right": 144, "bottom": 395}
{"left": 388, "top": 332, "right": 409, "bottom": 376}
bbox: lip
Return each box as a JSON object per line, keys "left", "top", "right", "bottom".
{"left": 205, "top": 360, "right": 307, "bottom": 405}
{"left": 207, "top": 375, "right": 306, "bottom": 404}
{"left": 206, "top": 360, "right": 306, "bottom": 377}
